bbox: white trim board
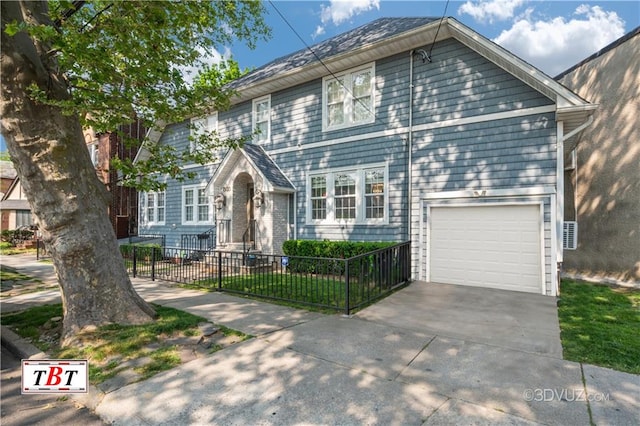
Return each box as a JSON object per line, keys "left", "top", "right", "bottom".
{"left": 270, "top": 105, "right": 556, "bottom": 155}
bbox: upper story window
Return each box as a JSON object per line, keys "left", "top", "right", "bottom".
{"left": 190, "top": 113, "right": 218, "bottom": 153}
{"left": 323, "top": 63, "right": 375, "bottom": 131}
{"left": 183, "top": 185, "right": 213, "bottom": 225}
{"left": 307, "top": 163, "right": 387, "bottom": 225}
{"left": 252, "top": 95, "right": 271, "bottom": 143}
{"left": 140, "top": 191, "right": 165, "bottom": 226}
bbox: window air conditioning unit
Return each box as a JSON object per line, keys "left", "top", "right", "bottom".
{"left": 563, "top": 221, "right": 578, "bottom": 250}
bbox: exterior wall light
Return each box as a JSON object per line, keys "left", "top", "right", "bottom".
{"left": 253, "top": 190, "right": 264, "bottom": 208}
{"left": 214, "top": 193, "right": 225, "bottom": 210}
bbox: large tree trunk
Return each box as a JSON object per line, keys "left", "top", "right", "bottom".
{"left": 1, "top": 1, "right": 156, "bottom": 346}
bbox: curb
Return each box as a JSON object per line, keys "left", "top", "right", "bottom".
{"left": 0, "top": 325, "right": 106, "bottom": 412}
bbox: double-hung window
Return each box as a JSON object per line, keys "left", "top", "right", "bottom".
{"left": 323, "top": 64, "right": 375, "bottom": 131}
{"left": 307, "top": 164, "right": 387, "bottom": 224}
{"left": 183, "top": 185, "right": 212, "bottom": 225}
{"left": 140, "top": 191, "right": 165, "bottom": 226}
{"left": 190, "top": 113, "right": 218, "bottom": 153}
{"left": 252, "top": 95, "right": 271, "bottom": 143}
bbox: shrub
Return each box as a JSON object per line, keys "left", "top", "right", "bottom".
{"left": 1, "top": 228, "right": 35, "bottom": 244}
{"left": 120, "top": 243, "right": 163, "bottom": 261}
{"left": 282, "top": 240, "right": 397, "bottom": 274}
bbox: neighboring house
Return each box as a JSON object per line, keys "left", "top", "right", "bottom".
{"left": 0, "top": 160, "right": 17, "bottom": 196}
{"left": 136, "top": 17, "right": 595, "bottom": 296}
{"left": 84, "top": 121, "right": 145, "bottom": 239}
{"left": 0, "top": 177, "right": 33, "bottom": 230}
{"left": 556, "top": 27, "right": 640, "bottom": 283}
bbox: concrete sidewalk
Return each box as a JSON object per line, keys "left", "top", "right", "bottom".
{"left": 1, "top": 254, "right": 638, "bottom": 425}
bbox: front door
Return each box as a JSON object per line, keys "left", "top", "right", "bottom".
{"left": 246, "top": 184, "right": 255, "bottom": 242}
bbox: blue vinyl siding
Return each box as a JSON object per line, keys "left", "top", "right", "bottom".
{"left": 138, "top": 121, "right": 220, "bottom": 248}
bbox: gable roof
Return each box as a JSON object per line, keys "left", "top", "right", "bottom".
{"left": 242, "top": 144, "right": 295, "bottom": 192}
{"left": 208, "top": 143, "right": 295, "bottom": 194}
{"left": 228, "top": 17, "right": 436, "bottom": 91}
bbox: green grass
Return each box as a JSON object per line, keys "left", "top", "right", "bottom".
{"left": 0, "top": 245, "right": 37, "bottom": 255}
{"left": 1, "top": 304, "right": 250, "bottom": 384}
{"left": 182, "top": 271, "right": 393, "bottom": 313}
{"left": 0, "top": 265, "right": 38, "bottom": 282}
{"left": 558, "top": 280, "right": 640, "bottom": 374}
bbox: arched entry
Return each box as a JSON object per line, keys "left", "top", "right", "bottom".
{"left": 232, "top": 173, "right": 255, "bottom": 245}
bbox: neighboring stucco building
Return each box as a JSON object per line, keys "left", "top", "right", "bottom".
{"left": 557, "top": 27, "right": 640, "bottom": 282}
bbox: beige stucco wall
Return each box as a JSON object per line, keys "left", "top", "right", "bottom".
{"left": 559, "top": 32, "right": 640, "bottom": 282}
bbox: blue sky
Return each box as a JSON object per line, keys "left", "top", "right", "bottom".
{"left": 228, "top": 0, "right": 639, "bottom": 77}
{"left": 2, "top": 1, "right": 638, "bottom": 153}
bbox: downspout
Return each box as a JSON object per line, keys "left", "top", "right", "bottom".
{"left": 407, "top": 50, "right": 415, "bottom": 242}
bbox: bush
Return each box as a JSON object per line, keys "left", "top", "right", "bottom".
{"left": 282, "top": 240, "right": 395, "bottom": 259}
{"left": 282, "top": 240, "right": 397, "bottom": 274}
{"left": 120, "top": 243, "right": 163, "bottom": 261}
{"left": 1, "top": 228, "right": 35, "bottom": 244}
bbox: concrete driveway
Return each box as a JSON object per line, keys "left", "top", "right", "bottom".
{"left": 356, "top": 281, "right": 563, "bottom": 358}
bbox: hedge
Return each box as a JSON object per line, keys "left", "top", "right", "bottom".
{"left": 282, "top": 240, "right": 397, "bottom": 274}
{"left": 120, "top": 243, "right": 163, "bottom": 261}
{"left": 282, "top": 240, "right": 396, "bottom": 259}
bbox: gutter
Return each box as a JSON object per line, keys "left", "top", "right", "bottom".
{"left": 407, "top": 50, "right": 415, "bottom": 241}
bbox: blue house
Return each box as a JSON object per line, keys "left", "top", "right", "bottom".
{"left": 135, "top": 17, "right": 595, "bottom": 296}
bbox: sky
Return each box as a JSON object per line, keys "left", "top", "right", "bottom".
{"left": 228, "top": 0, "right": 639, "bottom": 77}
{"left": 1, "top": 0, "right": 638, "bottom": 153}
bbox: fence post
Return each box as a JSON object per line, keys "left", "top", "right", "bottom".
{"left": 151, "top": 247, "right": 156, "bottom": 281}
{"left": 217, "top": 251, "right": 222, "bottom": 291}
{"left": 36, "top": 239, "right": 40, "bottom": 260}
{"left": 132, "top": 246, "right": 137, "bottom": 278}
{"left": 344, "top": 259, "right": 350, "bottom": 315}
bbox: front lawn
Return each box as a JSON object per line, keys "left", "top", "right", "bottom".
{"left": 1, "top": 304, "right": 251, "bottom": 385}
{"left": 558, "top": 280, "right": 640, "bottom": 374}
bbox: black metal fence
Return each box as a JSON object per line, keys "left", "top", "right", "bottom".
{"left": 36, "top": 238, "right": 50, "bottom": 260}
{"left": 121, "top": 241, "right": 411, "bottom": 314}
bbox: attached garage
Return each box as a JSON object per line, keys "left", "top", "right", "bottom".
{"left": 427, "top": 203, "right": 543, "bottom": 294}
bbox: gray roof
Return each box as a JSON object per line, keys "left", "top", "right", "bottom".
{"left": 0, "top": 199, "right": 30, "bottom": 210}
{"left": 0, "top": 161, "right": 17, "bottom": 179}
{"left": 228, "top": 17, "right": 437, "bottom": 90}
{"left": 242, "top": 144, "right": 294, "bottom": 192}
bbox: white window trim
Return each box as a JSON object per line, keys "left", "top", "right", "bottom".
{"left": 252, "top": 95, "right": 271, "bottom": 143}
{"left": 190, "top": 113, "right": 218, "bottom": 153}
{"left": 182, "top": 184, "right": 214, "bottom": 225}
{"left": 140, "top": 191, "right": 166, "bottom": 226}
{"left": 322, "top": 63, "right": 375, "bottom": 132}
{"left": 306, "top": 163, "right": 388, "bottom": 225}
{"left": 89, "top": 142, "right": 99, "bottom": 167}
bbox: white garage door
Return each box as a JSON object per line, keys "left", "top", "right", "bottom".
{"left": 429, "top": 204, "right": 542, "bottom": 293}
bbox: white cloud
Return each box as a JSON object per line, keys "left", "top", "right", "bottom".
{"left": 179, "top": 46, "right": 230, "bottom": 86}
{"left": 458, "top": 0, "right": 527, "bottom": 23}
{"left": 314, "top": 0, "right": 380, "bottom": 38}
{"left": 493, "top": 5, "right": 625, "bottom": 76}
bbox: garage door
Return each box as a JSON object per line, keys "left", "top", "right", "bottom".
{"left": 429, "top": 204, "right": 542, "bottom": 293}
